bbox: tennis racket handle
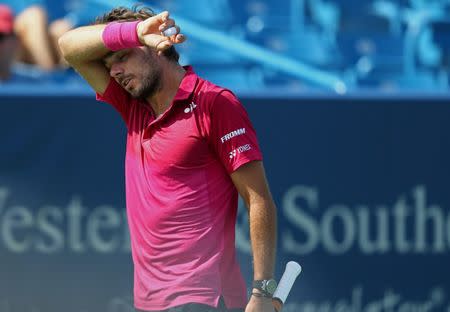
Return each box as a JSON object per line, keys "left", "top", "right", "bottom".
{"left": 272, "top": 261, "right": 302, "bottom": 311}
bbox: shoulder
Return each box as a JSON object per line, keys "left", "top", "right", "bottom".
{"left": 193, "top": 77, "right": 240, "bottom": 114}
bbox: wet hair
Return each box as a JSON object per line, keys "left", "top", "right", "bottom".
{"left": 95, "top": 5, "right": 179, "bottom": 63}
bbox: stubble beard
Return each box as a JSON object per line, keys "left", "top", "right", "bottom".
{"left": 131, "top": 54, "right": 163, "bottom": 100}
{"left": 132, "top": 71, "right": 162, "bottom": 100}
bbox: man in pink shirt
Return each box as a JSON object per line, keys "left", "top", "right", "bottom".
{"left": 59, "top": 6, "right": 277, "bottom": 312}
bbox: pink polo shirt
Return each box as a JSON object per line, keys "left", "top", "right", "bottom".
{"left": 96, "top": 66, "right": 262, "bottom": 311}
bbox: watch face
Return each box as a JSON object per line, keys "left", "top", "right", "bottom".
{"left": 266, "top": 279, "right": 278, "bottom": 294}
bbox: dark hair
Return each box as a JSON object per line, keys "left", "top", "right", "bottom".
{"left": 95, "top": 5, "right": 180, "bottom": 63}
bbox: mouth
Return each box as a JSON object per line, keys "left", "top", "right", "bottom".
{"left": 122, "top": 77, "right": 132, "bottom": 89}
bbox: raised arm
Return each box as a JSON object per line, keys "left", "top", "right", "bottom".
{"left": 58, "top": 11, "right": 184, "bottom": 95}
{"left": 58, "top": 24, "right": 110, "bottom": 94}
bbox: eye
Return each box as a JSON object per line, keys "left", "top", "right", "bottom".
{"left": 118, "top": 53, "right": 128, "bottom": 61}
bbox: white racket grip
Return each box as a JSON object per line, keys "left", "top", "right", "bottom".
{"left": 273, "top": 261, "right": 302, "bottom": 304}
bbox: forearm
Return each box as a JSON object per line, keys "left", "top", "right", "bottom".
{"left": 58, "top": 24, "right": 108, "bottom": 65}
{"left": 249, "top": 199, "right": 277, "bottom": 280}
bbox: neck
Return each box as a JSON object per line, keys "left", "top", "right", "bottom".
{"left": 146, "top": 62, "right": 185, "bottom": 117}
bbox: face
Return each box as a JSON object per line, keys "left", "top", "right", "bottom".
{"left": 104, "top": 47, "right": 162, "bottom": 99}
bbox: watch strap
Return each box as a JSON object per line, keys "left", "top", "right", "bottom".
{"left": 251, "top": 292, "right": 273, "bottom": 298}
{"left": 252, "top": 279, "right": 274, "bottom": 296}
{"left": 252, "top": 280, "right": 265, "bottom": 290}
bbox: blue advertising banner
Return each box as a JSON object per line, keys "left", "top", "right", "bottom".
{"left": 1, "top": 94, "right": 450, "bottom": 311}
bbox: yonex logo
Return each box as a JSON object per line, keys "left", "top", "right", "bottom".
{"left": 184, "top": 102, "right": 197, "bottom": 113}
{"left": 229, "top": 144, "right": 252, "bottom": 159}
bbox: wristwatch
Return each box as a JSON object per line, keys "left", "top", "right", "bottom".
{"left": 252, "top": 279, "right": 278, "bottom": 297}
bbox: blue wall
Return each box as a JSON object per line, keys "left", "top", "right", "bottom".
{"left": 1, "top": 94, "right": 450, "bottom": 311}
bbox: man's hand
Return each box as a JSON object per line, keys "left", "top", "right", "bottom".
{"left": 245, "top": 295, "right": 276, "bottom": 312}
{"left": 136, "top": 11, "right": 185, "bottom": 54}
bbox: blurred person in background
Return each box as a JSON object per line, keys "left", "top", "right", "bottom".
{"left": 0, "top": 4, "right": 17, "bottom": 81}
{"left": 1, "top": 0, "right": 57, "bottom": 70}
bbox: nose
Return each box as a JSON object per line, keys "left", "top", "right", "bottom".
{"left": 110, "top": 63, "right": 123, "bottom": 78}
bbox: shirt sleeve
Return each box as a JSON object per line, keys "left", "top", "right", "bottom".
{"left": 207, "top": 90, "right": 263, "bottom": 173}
{"left": 96, "top": 78, "right": 131, "bottom": 124}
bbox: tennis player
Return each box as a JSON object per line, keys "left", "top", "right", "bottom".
{"left": 59, "top": 6, "right": 277, "bottom": 312}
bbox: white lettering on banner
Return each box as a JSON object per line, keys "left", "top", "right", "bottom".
{"left": 281, "top": 286, "right": 446, "bottom": 312}
{"left": 221, "top": 128, "right": 246, "bottom": 143}
{"left": 1, "top": 184, "right": 449, "bottom": 255}
{"left": 87, "top": 205, "right": 122, "bottom": 253}
{"left": 282, "top": 185, "right": 450, "bottom": 255}
{"left": 67, "top": 197, "right": 86, "bottom": 253}
{"left": 35, "top": 206, "right": 64, "bottom": 253}
{"left": 282, "top": 185, "right": 319, "bottom": 254}
{"left": 2, "top": 206, "right": 33, "bottom": 253}
{"left": 0, "top": 187, "right": 129, "bottom": 254}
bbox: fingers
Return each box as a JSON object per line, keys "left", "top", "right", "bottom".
{"left": 173, "top": 33, "right": 186, "bottom": 44}
{"left": 157, "top": 11, "right": 170, "bottom": 23}
{"left": 154, "top": 34, "right": 185, "bottom": 56}
{"left": 160, "top": 25, "right": 186, "bottom": 44}
{"left": 155, "top": 37, "right": 173, "bottom": 52}
{"left": 140, "top": 11, "right": 171, "bottom": 35}
{"left": 159, "top": 18, "right": 175, "bottom": 33}
{"left": 150, "top": 11, "right": 185, "bottom": 42}
{"left": 140, "top": 11, "right": 186, "bottom": 51}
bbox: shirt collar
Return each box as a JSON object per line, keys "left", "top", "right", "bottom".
{"left": 173, "top": 66, "right": 197, "bottom": 103}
